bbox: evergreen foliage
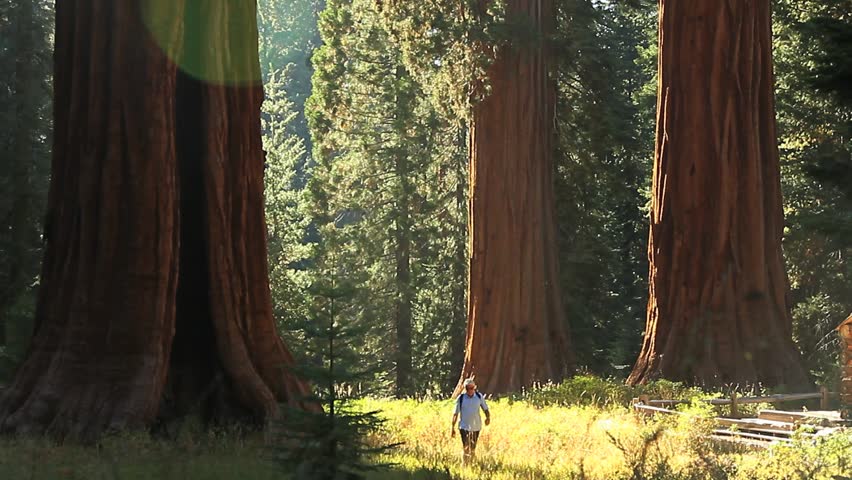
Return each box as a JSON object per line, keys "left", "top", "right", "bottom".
{"left": 0, "top": 0, "right": 52, "bottom": 380}
{"left": 271, "top": 260, "right": 398, "bottom": 480}
{"left": 258, "top": 0, "right": 323, "bottom": 153}
{"left": 550, "top": 0, "right": 656, "bottom": 373}
{"left": 774, "top": 0, "right": 852, "bottom": 382}
{"left": 263, "top": 71, "right": 314, "bottom": 357}
{"left": 306, "top": 0, "right": 468, "bottom": 395}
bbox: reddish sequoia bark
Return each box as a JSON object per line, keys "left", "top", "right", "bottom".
{"left": 0, "top": 0, "right": 311, "bottom": 439}
{"left": 628, "top": 0, "right": 809, "bottom": 388}
{"left": 457, "top": 0, "right": 573, "bottom": 395}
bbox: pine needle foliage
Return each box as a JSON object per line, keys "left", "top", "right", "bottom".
{"left": 271, "top": 260, "right": 400, "bottom": 480}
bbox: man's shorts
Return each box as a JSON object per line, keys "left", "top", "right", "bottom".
{"left": 459, "top": 429, "right": 480, "bottom": 448}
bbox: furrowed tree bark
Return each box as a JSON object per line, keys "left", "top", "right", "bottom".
{"left": 628, "top": 0, "right": 809, "bottom": 388}
{"left": 458, "top": 0, "right": 573, "bottom": 395}
{"left": 0, "top": 0, "right": 311, "bottom": 439}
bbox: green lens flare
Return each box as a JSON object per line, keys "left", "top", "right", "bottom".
{"left": 141, "top": 0, "right": 261, "bottom": 85}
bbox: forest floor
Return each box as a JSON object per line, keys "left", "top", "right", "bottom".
{"left": 0, "top": 384, "right": 850, "bottom": 480}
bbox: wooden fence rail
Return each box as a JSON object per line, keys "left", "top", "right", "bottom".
{"left": 631, "top": 387, "right": 848, "bottom": 448}
{"left": 634, "top": 387, "right": 835, "bottom": 416}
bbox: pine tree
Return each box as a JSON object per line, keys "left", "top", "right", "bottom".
{"left": 773, "top": 0, "right": 852, "bottom": 381}
{"left": 263, "top": 70, "right": 314, "bottom": 359}
{"left": 551, "top": 0, "right": 656, "bottom": 374}
{"left": 271, "top": 258, "right": 397, "bottom": 480}
{"left": 257, "top": 0, "right": 322, "bottom": 156}
{"left": 307, "top": 0, "right": 468, "bottom": 396}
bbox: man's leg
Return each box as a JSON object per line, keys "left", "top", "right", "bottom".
{"left": 460, "top": 429, "right": 473, "bottom": 464}
{"left": 468, "top": 430, "right": 480, "bottom": 460}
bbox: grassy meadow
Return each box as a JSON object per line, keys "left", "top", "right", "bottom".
{"left": 0, "top": 377, "right": 849, "bottom": 480}
{"left": 369, "top": 396, "right": 851, "bottom": 480}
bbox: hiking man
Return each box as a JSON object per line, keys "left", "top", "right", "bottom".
{"left": 451, "top": 378, "right": 490, "bottom": 463}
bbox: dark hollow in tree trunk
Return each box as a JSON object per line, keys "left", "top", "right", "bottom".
{"left": 628, "top": 0, "right": 809, "bottom": 389}
{"left": 0, "top": 0, "right": 311, "bottom": 440}
{"left": 457, "top": 0, "right": 574, "bottom": 396}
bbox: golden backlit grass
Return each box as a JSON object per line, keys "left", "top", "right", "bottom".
{"left": 365, "top": 397, "right": 852, "bottom": 480}
{"left": 0, "top": 393, "right": 848, "bottom": 479}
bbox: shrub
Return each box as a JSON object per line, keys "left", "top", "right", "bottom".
{"left": 517, "top": 375, "right": 704, "bottom": 408}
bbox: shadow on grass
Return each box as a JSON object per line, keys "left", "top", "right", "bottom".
{"left": 368, "top": 452, "right": 578, "bottom": 480}
{"left": 0, "top": 432, "right": 281, "bottom": 480}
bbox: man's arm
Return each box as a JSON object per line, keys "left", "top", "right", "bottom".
{"left": 482, "top": 398, "right": 491, "bottom": 426}
{"left": 451, "top": 412, "right": 458, "bottom": 436}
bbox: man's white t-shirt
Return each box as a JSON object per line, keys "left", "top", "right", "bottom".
{"left": 454, "top": 392, "right": 489, "bottom": 432}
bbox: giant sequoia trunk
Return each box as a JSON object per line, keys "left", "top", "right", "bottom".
{"left": 0, "top": 0, "right": 311, "bottom": 439}
{"left": 628, "top": 0, "right": 809, "bottom": 388}
{"left": 458, "top": 0, "right": 573, "bottom": 395}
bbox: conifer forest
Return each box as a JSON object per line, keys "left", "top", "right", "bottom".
{"left": 0, "top": 1, "right": 851, "bottom": 479}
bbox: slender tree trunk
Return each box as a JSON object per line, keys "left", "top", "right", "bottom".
{"left": 446, "top": 127, "right": 468, "bottom": 391}
{"left": 458, "top": 0, "right": 573, "bottom": 395}
{"left": 394, "top": 157, "right": 413, "bottom": 398}
{"left": 391, "top": 64, "right": 414, "bottom": 398}
{"left": 628, "top": 0, "right": 809, "bottom": 388}
{"left": 0, "top": 0, "right": 311, "bottom": 439}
